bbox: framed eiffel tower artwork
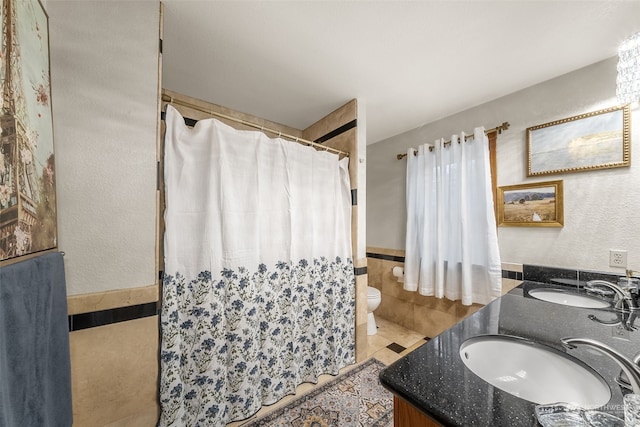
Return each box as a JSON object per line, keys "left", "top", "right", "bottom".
{"left": 0, "top": 0, "right": 56, "bottom": 261}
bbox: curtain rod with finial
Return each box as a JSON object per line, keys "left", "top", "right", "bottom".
{"left": 162, "top": 95, "right": 349, "bottom": 158}
{"left": 396, "top": 122, "right": 510, "bottom": 160}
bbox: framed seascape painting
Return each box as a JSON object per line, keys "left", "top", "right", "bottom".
{"left": 527, "top": 105, "right": 630, "bottom": 177}
{"left": 0, "top": 0, "right": 57, "bottom": 262}
{"left": 497, "top": 180, "right": 564, "bottom": 227}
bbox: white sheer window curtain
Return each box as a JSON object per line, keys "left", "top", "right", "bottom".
{"left": 404, "top": 127, "right": 501, "bottom": 306}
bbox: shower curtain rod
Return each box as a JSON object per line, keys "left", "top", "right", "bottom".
{"left": 396, "top": 122, "right": 510, "bottom": 160}
{"left": 162, "top": 95, "right": 350, "bottom": 157}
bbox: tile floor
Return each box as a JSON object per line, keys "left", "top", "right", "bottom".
{"left": 228, "top": 316, "right": 426, "bottom": 426}
{"left": 366, "top": 317, "right": 429, "bottom": 365}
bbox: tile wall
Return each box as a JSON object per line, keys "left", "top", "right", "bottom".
{"left": 67, "top": 286, "right": 160, "bottom": 426}
{"left": 367, "top": 247, "right": 524, "bottom": 339}
{"left": 521, "top": 264, "right": 627, "bottom": 286}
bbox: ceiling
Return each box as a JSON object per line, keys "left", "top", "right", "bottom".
{"left": 161, "top": 1, "right": 640, "bottom": 145}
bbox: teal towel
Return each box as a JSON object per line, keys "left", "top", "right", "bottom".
{"left": 0, "top": 252, "right": 72, "bottom": 427}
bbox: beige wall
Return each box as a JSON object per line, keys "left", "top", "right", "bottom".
{"left": 367, "top": 247, "right": 484, "bottom": 338}
{"left": 69, "top": 316, "right": 160, "bottom": 427}
{"left": 367, "top": 248, "right": 523, "bottom": 338}
{"left": 367, "top": 57, "right": 640, "bottom": 274}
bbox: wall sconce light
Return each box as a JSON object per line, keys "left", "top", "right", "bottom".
{"left": 617, "top": 32, "right": 640, "bottom": 104}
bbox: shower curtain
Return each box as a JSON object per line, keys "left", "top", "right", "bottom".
{"left": 404, "top": 127, "right": 501, "bottom": 306}
{"left": 159, "top": 105, "right": 355, "bottom": 427}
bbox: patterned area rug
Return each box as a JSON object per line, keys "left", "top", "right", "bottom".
{"left": 241, "top": 358, "right": 393, "bottom": 427}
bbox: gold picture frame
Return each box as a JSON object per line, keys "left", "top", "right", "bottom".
{"left": 497, "top": 180, "right": 564, "bottom": 227}
{"left": 527, "top": 105, "right": 630, "bottom": 177}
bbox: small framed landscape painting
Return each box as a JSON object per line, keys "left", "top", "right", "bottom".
{"left": 497, "top": 180, "right": 564, "bottom": 227}
{"left": 526, "top": 105, "right": 630, "bottom": 177}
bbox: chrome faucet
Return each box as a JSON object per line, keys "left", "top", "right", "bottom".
{"left": 616, "top": 351, "right": 640, "bottom": 392}
{"left": 585, "top": 279, "right": 639, "bottom": 311}
{"left": 561, "top": 337, "right": 640, "bottom": 395}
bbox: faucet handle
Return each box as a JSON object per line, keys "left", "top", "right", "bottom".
{"left": 618, "top": 277, "right": 640, "bottom": 292}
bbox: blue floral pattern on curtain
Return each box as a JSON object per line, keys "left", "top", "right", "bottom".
{"left": 159, "top": 256, "right": 355, "bottom": 426}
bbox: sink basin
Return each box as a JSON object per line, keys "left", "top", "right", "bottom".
{"left": 459, "top": 335, "right": 611, "bottom": 408}
{"left": 528, "top": 288, "right": 609, "bottom": 309}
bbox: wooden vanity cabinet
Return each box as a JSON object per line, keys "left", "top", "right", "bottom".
{"left": 394, "top": 396, "right": 443, "bottom": 427}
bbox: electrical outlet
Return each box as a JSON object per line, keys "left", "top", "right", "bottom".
{"left": 609, "top": 249, "right": 628, "bottom": 268}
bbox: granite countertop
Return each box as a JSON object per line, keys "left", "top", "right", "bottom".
{"left": 379, "top": 281, "right": 639, "bottom": 426}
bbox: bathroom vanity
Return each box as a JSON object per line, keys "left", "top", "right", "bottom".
{"left": 379, "top": 281, "right": 639, "bottom": 426}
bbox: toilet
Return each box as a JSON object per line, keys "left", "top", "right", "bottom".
{"left": 367, "top": 286, "right": 382, "bottom": 335}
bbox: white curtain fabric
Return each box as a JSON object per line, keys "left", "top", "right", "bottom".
{"left": 159, "top": 105, "right": 355, "bottom": 426}
{"left": 404, "top": 127, "right": 501, "bottom": 306}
